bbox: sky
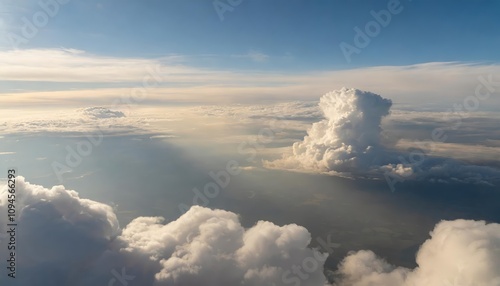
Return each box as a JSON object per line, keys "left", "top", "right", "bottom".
{"left": 2, "top": 0, "right": 500, "bottom": 69}
{"left": 1, "top": 1, "right": 500, "bottom": 286}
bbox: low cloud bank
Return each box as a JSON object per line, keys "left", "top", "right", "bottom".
{"left": 0, "top": 177, "right": 327, "bottom": 286}
{"left": 1, "top": 178, "right": 499, "bottom": 285}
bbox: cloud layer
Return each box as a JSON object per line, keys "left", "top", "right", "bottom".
{"left": 0, "top": 107, "right": 147, "bottom": 136}
{"left": 2, "top": 49, "right": 500, "bottom": 108}
{"left": 1, "top": 178, "right": 500, "bottom": 285}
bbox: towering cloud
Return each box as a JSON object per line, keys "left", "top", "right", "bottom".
{"left": 265, "top": 87, "right": 392, "bottom": 175}
{"left": 266, "top": 87, "right": 500, "bottom": 185}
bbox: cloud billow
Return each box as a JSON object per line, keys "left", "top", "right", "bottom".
{"left": 266, "top": 87, "right": 392, "bottom": 175}
{"left": 0, "top": 177, "right": 328, "bottom": 286}
{"left": 334, "top": 219, "right": 500, "bottom": 286}
{"left": 1, "top": 178, "right": 500, "bottom": 285}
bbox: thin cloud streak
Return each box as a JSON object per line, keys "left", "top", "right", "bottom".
{"left": 1, "top": 49, "right": 500, "bottom": 108}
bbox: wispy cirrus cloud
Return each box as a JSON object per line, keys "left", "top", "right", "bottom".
{"left": 232, "top": 50, "right": 270, "bottom": 62}
{"left": 1, "top": 49, "right": 500, "bottom": 108}
{"left": 0, "top": 48, "right": 182, "bottom": 83}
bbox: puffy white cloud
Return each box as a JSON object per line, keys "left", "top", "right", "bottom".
{"left": 265, "top": 87, "right": 393, "bottom": 175}
{"left": 0, "top": 176, "right": 120, "bottom": 285}
{"left": 334, "top": 220, "right": 500, "bottom": 286}
{"left": 0, "top": 177, "right": 328, "bottom": 286}
{"left": 116, "top": 209, "right": 327, "bottom": 286}
{"left": 266, "top": 88, "right": 500, "bottom": 185}
{"left": 333, "top": 250, "right": 408, "bottom": 286}
{"left": 1, "top": 178, "right": 500, "bottom": 286}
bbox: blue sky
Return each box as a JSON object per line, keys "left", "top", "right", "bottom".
{"left": 2, "top": 0, "right": 500, "bottom": 70}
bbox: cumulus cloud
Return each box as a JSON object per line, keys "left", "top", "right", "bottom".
{"left": 333, "top": 220, "right": 500, "bottom": 286}
{"left": 1, "top": 178, "right": 500, "bottom": 285}
{"left": 0, "top": 177, "right": 328, "bottom": 286}
{"left": 265, "top": 87, "right": 393, "bottom": 175}
{"left": 265, "top": 88, "right": 500, "bottom": 185}
{"left": 0, "top": 177, "right": 120, "bottom": 285}
{"left": 116, "top": 209, "right": 327, "bottom": 286}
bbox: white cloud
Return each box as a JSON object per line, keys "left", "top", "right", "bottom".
{"left": 1, "top": 49, "right": 500, "bottom": 108}
{"left": 0, "top": 48, "right": 174, "bottom": 83}
{"left": 0, "top": 177, "right": 120, "bottom": 285}
{"left": 333, "top": 250, "right": 408, "bottom": 286}
{"left": 0, "top": 177, "right": 328, "bottom": 286}
{"left": 334, "top": 220, "right": 500, "bottom": 286}
{"left": 149, "top": 135, "right": 178, "bottom": 139}
{"left": 0, "top": 106, "right": 149, "bottom": 135}
{"left": 265, "top": 88, "right": 500, "bottom": 185}
{"left": 117, "top": 208, "right": 327, "bottom": 286}
{"left": 265, "top": 87, "right": 392, "bottom": 175}
{"left": 1, "top": 178, "right": 499, "bottom": 285}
